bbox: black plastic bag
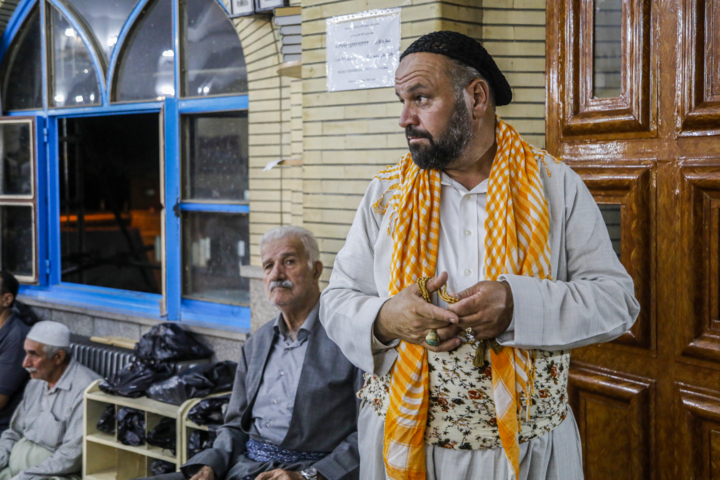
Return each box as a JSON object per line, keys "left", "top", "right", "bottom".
{"left": 146, "top": 417, "right": 177, "bottom": 455}
{"left": 187, "top": 430, "right": 217, "bottom": 459}
{"left": 187, "top": 395, "right": 230, "bottom": 426}
{"left": 150, "top": 460, "right": 176, "bottom": 476}
{"left": 134, "top": 323, "right": 214, "bottom": 363}
{"left": 97, "top": 405, "right": 116, "bottom": 434}
{"left": 146, "top": 369, "right": 214, "bottom": 406}
{"left": 146, "top": 362, "right": 237, "bottom": 406}
{"left": 99, "top": 361, "right": 173, "bottom": 398}
{"left": 117, "top": 407, "right": 145, "bottom": 446}
{"left": 205, "top": 361, "right": 237, "bottom": 393}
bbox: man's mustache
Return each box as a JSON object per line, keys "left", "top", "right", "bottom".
{"left": 406, "top": 126, "right": 433, "bottom": 142}
{"left": 25, "top": 367, "right": 37, "bottom": 373}
{"left": 269, "top": 280, "right": 294, "bottom": 291}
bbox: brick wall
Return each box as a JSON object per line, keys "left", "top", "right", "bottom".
{"left": 484, "top": 0, "right": 546, "bottom": 147}
{"left": 229, "top": 4, "right": 306, "bottom": 266}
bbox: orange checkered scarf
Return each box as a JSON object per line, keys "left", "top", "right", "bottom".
{"left": 373, "top": 118, "right": 551, "bottom": 480}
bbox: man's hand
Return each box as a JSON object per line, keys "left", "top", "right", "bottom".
{"left": 254, "top": 470, "right": 308, "bottom": 480}
{"left": 374, "top": 272, "right": 461, "bottom": 353}
{"left": 190, "top": 466, "right": 215, "bottom": 480}
{"left": 446, "top": 281, "right": 514, "bottom": 340}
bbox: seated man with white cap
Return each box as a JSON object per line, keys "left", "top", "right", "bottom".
{"left": 0, "top": 321, "right": 100, "bottom": 480}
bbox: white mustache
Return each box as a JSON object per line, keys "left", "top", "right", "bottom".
{"left": 269, "top": 280, "right": 294, "bottom": 291}
{"left": 25, "top": 368, "right": 37, "bottom": 373}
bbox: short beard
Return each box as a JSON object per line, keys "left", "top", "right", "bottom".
{"left": 406, "top": 95, "right": 474, "bottom": 170}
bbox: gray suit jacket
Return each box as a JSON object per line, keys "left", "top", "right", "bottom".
{"left": 183, "top": 312, "right": 360, "bottom": 480}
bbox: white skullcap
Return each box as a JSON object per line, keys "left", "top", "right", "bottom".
{"left": 27, "top": 321, "right": 71, "bottom": 348}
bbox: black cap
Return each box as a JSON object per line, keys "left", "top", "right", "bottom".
{"left": 399, "top": 31, "right": 513, "bottom": 106}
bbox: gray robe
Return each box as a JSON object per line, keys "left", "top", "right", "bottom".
{"left": 320, "top": 152, "right": 640, "bottom": 480}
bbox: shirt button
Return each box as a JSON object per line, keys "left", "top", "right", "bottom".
{"left": 273, "top": 399, "right": 278, "bottom": 404}
{"left": 280, "top": 371, "right": 284, "bottom": 376}
{"left": 464, "top": 269, "right": 472, "bottom": 276}
{"left": 464, "top": 230, "right": 471, "bottom": 236}
{"left": 265, "top": 422, "right": 270, "bottom": 427}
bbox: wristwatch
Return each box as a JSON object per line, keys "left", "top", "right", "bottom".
{"left": 300, "top": 467, "right": 318, "bottom": 479}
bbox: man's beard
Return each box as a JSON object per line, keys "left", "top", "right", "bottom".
{"left": 406, "top": 96, "right": 474, "bottom": 170}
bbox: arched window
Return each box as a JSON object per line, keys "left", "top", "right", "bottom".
{"left": 0, "top": 0, "right": 250, "bottom": 329}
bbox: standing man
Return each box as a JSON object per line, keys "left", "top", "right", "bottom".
{"left": 0, "top": 321, "right": 101, "bottom": 480}
{"left": 320, "top": 31, "right": 640, "bottom": 480}
{"left": 0, "top": 272, "right": 30, "bottom": 435}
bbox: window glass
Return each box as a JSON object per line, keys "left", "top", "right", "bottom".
{"left": 182, "top": 212, "right": 250, "bottom": 305}
{"left": 599, "top": 204, "right": 621, "bottom": 260}
{"left": 50, "top": 5, "right": 100, "bottom": 107}
{"left": 182, "top": 113, "right": 248, "bottom": 202}
{"left": 1, "top": 8, "right": 42, "bottom": 112}
{"left": 114, "top": 0, "right": 173, "bottom": 101}
{"left": 593, "top": 0, "right": 622, "bottom": 98}
{"left": 183, "top": 0, "right": 247, "bottom": 97}
{"left": 65, "top": 0, "right": 139, "bottom": 62}
{"left": 0, "top": 205, "right": 34, "bottom": 278}
{"left": 60, "top": 114, "right": 162, "bottom": 294}
{"left": 0, "top": 122, "right": 32, "bottom": 196}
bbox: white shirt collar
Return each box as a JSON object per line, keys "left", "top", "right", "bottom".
{"left": 440, "top": 171, "right": 489, "bottom": 195}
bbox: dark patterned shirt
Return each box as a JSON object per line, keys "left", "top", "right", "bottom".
{"left": 0, "top": 315, "right": 30, "bottom": 434}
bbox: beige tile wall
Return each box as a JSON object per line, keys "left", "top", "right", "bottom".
{"left": 224, "top": 5, "right": 301, "bottom": 262}
{"left": 484, "top": 0, "right": 546, "bottom": 147}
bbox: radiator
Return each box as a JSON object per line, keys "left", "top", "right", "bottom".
{"left": 70, "top": 342, "right": 135, "bottom": 379}
{"left": 69, "top": 340, "right": 211, "bottom": 379}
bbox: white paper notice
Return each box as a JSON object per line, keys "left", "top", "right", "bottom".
{"left": 326, "top": 9, "right": 401, "bottom": 92}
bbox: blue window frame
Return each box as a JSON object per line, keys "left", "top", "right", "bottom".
{"left": 0, "top": 0, "right": 251, "bottom": 331}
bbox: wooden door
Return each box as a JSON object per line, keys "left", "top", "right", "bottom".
{"left": 546, "top": 0, "right": 720, "bottom": 478}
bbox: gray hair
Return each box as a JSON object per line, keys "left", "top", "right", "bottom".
{"left": 260, "top": 226, "right": 320, "bottom": 267}
{"left": 43, "top": 344, "right": 71, "bottom": 362}
{"left": 448, "top": 59, "right": 495, "bottom": 107}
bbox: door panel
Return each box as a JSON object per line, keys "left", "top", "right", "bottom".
{"left": 573, "top": 164, "right": 656, "bottom": 350}
{"left": 677, "top": 384, "right": 720, "bottom": 479}
{"left": 555, "top": 0, "right": 655, "bottom": 138}
{"left": 680, "top": 0, "right": 720, "bottom": 134}
{"left": 679, "top": 164, "right": 720, "bottom": 365}
{"left": 569, "top": 366, "right": 654, "bottom": 480}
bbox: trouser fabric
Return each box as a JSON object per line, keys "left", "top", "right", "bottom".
{"left": 0, "top": 438, "right": 80, "bottom": 480}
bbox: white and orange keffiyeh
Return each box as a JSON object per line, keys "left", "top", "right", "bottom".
{"left": 373, "top": 118, "right": 552, "bottom": 480}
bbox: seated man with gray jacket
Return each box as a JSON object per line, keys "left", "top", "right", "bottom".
{"left": 149, "top": 226, "right": 360, "bottom": 480}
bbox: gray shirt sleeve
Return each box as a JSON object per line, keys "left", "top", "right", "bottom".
{"left": 496, "top": 167, "right": 640, "bottom": 350}
{"left": 320, "top": 179, "right": 396, "bottom": 377}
